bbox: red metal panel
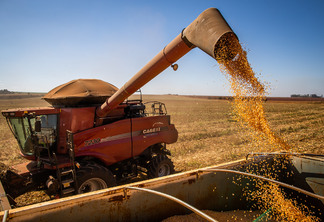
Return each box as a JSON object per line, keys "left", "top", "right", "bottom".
{"left": 131, "top": 115, "right": 178, "bottom": 157}
{"left": 10, "top": 161, "right": 38, "bottom": 177}
{"left": 73, "top": 119, "right": 132, "bottom": 165}
{"left": 73, "top": 115, "right": 177, "bottom": 165}
{"left": 2, "top": 107, "right": 60, "bottom": 117}
{"left": 57, "top": 107, "right": 95, "bottom": 154}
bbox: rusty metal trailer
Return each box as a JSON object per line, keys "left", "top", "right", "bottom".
{"left": 1, "top": 153, "right": 323, "bottom": 221}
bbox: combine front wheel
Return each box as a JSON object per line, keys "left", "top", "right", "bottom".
{"left": 76, "top": 162, "right": 116, "bottom": 194}
{"left": 147, "top": 154, "right": 175, "bottom": 178}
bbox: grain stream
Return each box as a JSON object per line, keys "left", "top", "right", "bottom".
{"left": 217, "top": 36, "right": 319, "bottom": 221}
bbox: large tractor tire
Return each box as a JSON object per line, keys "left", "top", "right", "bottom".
{"left": 147, "top": 154, "right": 175, "bottom": 179}
{"left": 76, "top": 162, "right": 116, "bottom": 194}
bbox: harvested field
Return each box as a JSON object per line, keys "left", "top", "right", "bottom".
{"left": 185, "top": 95, "right": 324, "bottom": 102}
{"left": 146, "top": 95, "right": 323, "bottom": 172}
{"left": 0, "top": 94, "right": 323, "bottom": 210}
{"left": 0, "top": 94, "right": 323, "bottom": 171}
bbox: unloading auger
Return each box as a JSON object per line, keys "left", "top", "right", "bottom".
{"left": 96, "top": 8, "right": 239, "bottom": 118}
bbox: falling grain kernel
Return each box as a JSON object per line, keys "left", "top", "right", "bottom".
{"left": 217, "top": 38, "right": 290, "bottom": 151}
{"left": 216, "top": 36, "right": 319, "bottom": 221}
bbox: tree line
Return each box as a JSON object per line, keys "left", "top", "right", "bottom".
{"left": 291, "top": 94, "right": 323, "bottom": 98}
{"left": 0, "top": 89, "right": 14, "bottom": 94}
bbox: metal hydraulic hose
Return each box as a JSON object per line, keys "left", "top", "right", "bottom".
{"left": 198, "top": 169, "right": 324, "bottom": 201}
{"left": 125, "top": 186, "right": 217, "bottom": 222}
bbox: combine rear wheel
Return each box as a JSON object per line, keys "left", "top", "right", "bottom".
{"left": 147, "top": 154, "right": 175, "bottom": 178}
{"left": 76, "top": 162, "right": 116, "bottom": 194}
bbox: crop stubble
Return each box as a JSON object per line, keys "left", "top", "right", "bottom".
{"left": 0, "top": 93, "right": 323, "bottom": 214}
{"left": 0, "top": 95, "right": 323, "bottom": 171}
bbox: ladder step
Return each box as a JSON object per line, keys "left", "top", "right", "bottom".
{"left": 62, "top": 178, "right": 74, "bottom": 184}
{"left": 62, "top": 188, "right": 75, "bottom": 195}
{"left": 60, "top": 169, "right": 73, "bottom": 176}
{"left": 62, "top": 179, "right": 74, "bottom": 188}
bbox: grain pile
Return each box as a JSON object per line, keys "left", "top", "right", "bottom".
{"left": 0, "top": 162, "right": 52, "bottom": 207}
{"left": 216, "top": 35, "right": 319, "bottom": 221}
{"left": 14, "top": 191, "right": 51, "bottom": 207}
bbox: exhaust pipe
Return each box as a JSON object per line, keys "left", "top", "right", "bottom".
{"left": 96, "top": 8, "right": 238, "bottom": 118}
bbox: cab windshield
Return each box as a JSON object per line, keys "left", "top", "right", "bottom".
{"left": 8, "top": 114, "right": 58, "bottom": 156}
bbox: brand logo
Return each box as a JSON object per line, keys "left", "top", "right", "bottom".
{"left": 142, "top": 127, "right": 161, "bottom": 134}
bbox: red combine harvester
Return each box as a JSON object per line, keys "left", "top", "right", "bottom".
{"left": 1, "top": 8, "right": 238, "bottom": 199}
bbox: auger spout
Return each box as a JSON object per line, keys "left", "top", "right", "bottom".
{"left": 96, "top": 8, "right": 238, "bottom": 118}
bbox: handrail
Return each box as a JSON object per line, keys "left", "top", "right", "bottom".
{"left": 198, "top": 169, "right": 324, "bottom": 201}
{"left": 2, "top": 210, "right": 9, "bottom": 222}
{"left": 125, "top": 186, "right": 217, "bottom": 222}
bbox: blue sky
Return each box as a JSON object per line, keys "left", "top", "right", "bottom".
{"left": 0, "top": 0, "right": 323, "bottom": 97}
